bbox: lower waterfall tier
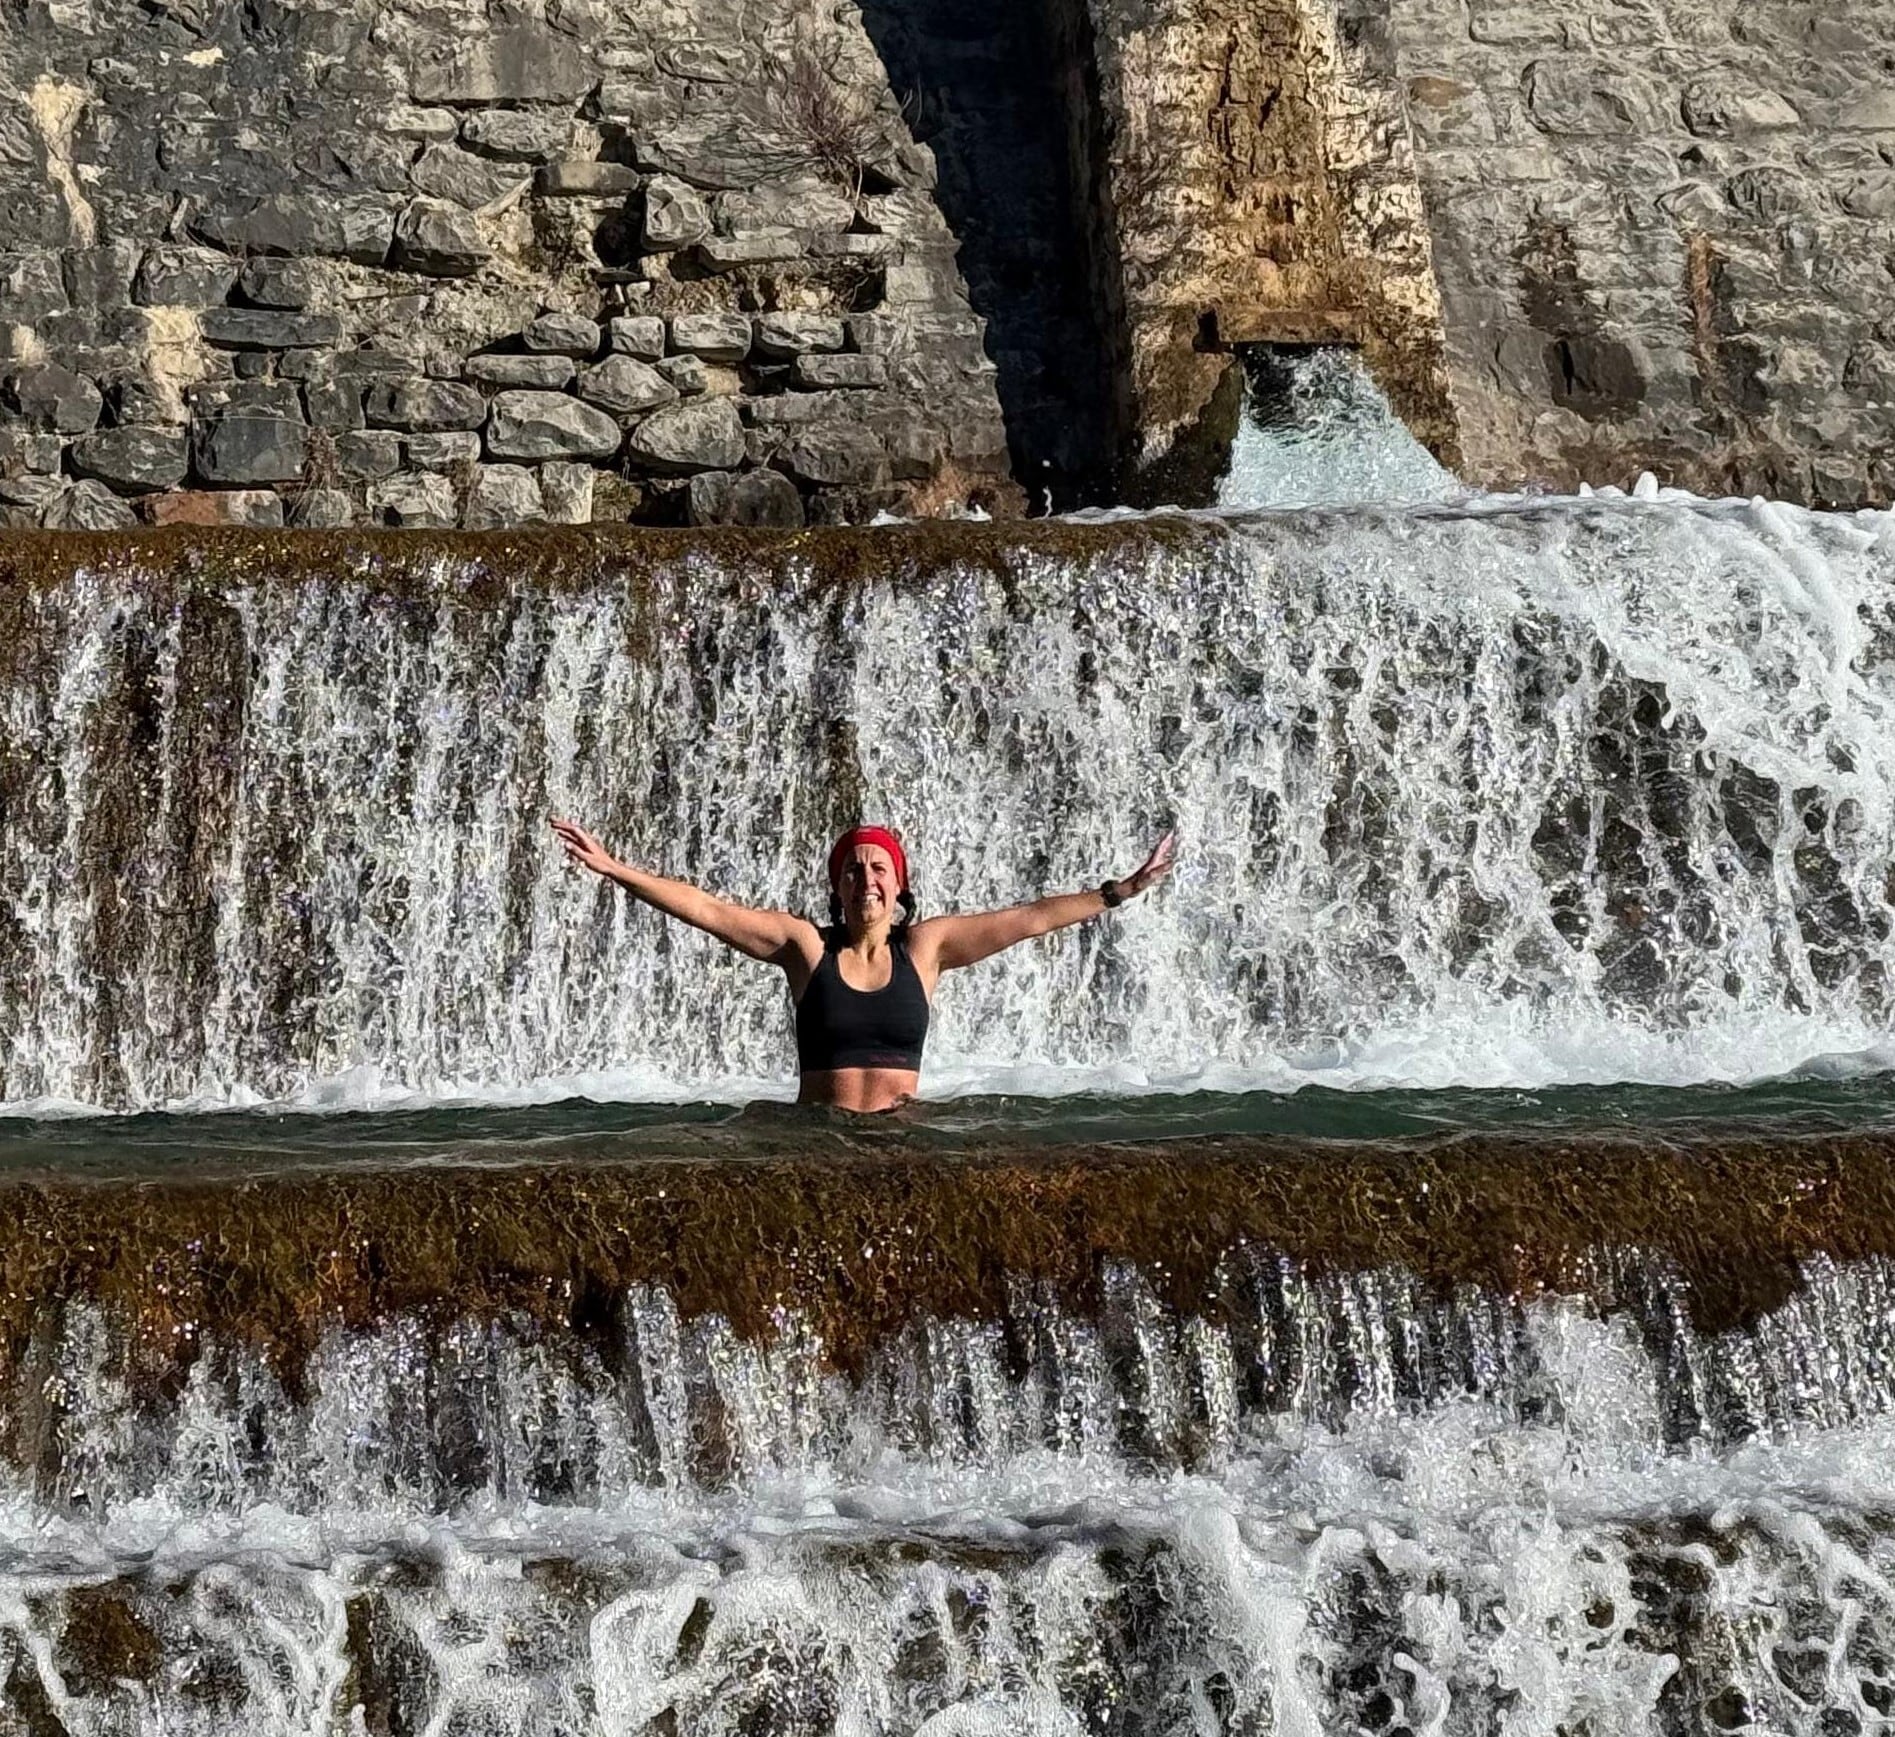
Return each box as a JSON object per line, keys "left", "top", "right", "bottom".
{"left": 1, "top": 1133, "right": 1893, "bottom": 1498}
{"left": 0, "top": 1135, "right": 1892, "bottom": 1732}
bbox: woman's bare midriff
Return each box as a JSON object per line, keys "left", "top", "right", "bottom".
{"left": 797, "top": 1067, "right": 920, "bottom": 1113}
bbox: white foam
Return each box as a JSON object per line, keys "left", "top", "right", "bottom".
{"left": 7, "top": 488, "right": 1895, "bottom": 1113}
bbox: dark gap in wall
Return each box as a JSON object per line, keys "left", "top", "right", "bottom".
{"left": 858, "top": 0, "right": 1121, "bottom": 511}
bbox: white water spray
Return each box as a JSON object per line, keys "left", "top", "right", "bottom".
{"left": 5, "top": 495, "right": 1895, "bottom": 1111}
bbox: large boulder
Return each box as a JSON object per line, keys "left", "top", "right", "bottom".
{"left": 485, "top": 390, "right": 623, "bottom": 460}
{"left": 623, "top": 398, "right": 745, "bottom": 473}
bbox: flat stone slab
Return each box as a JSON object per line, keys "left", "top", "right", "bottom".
{"left": 364, "top": 378, "right": 487, "bottom": 433}
{"left": 535, "top": 162, "right": 641, "bottom": 197}
{"left": 791, "top": 353, "right": 887, "bottom": 389}
{"left": 776, "top": 421, "right": 889, "bottom": 488}
{"left": 410, "top": 28, "right": 593, "bottom": 105}
{"left": 754, "top": 313, "right": 846, "bottom": 358}
{"left": 463, "top": 354, "right": 578, "bottom": 390}
{"left": 669, "top": 312, "right": 751, "bottom": 362}
{"left": 200, "top": 308, "right": 343, "bottom": 351}
{"left": 69, "top": 426, "right": 189, "bottom": 492}
{"left": 523, "top": 313, "right": 601, "bottom": 357}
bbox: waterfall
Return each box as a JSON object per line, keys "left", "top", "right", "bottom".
{"left": 8, "top": 483, "right": 1895, "bottom": 1734}
{"left": 5, "top": 496, "right": 1895, "bottom": 1113}
{"left": 2, "top": 1247, "right": 1894, "bottom": 1734}
{"left": 1216, "top": 347, "right": 1461, "bottom": 511}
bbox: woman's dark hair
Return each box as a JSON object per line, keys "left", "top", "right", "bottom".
{"left": 829, "top": 887, "right": 917, "bottom": 929}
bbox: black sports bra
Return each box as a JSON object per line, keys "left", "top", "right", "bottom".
{"left": 794, "top": 929, "right": 930, "bottom": 1072}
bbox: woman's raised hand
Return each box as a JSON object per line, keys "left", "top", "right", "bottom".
{"left": 1119, "top": 832, "right": 1177, "bottom": 899}
{"left": 551, "top": 818, "right": 617, "bottom": 878}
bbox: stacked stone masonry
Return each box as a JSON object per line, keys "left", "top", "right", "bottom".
{"left": 0, "top": 0, "right": 1014, "bottom": 529}
{"left": 1078, "top": 0, "right": 1895, "bottom": 507}
{"left": 1379, "top": 0, "right": 1895, "bottom": 504}
{"left": 5, "top": 0, "right": 1892, "bottom": 519}
{"left": 1081, "top": 0, "right": 1461, "bottom": 499}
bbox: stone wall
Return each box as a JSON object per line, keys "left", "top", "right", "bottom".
{"left": 1081, "top": 0, "right": 1460, "bottom": 501}
{"left": 1075, "top": 0, "right": 1895, "bottom": 508}
{"left": 5, "top": 0, "right": 1892, "bottom": 520}
{"left": 0, "top": 0, "right": 1014, "bottom": 530}
{"left": 1384, "top": 0, "right": 1895, "bottom": 504}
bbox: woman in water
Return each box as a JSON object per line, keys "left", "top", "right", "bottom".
{"left": 550, "top": 819, "right": 1175, "bottom": 1111}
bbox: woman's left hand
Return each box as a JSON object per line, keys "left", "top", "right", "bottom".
{"left": 1117, "top": 832, "right": 1176, "bottom": 899}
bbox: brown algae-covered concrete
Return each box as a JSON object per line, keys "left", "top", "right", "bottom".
{"left": 0, "top": 520, "right": 1212, "bottom": 603}
{"left": 0, "top": 1133, "right": 1887, "bottom": 1390}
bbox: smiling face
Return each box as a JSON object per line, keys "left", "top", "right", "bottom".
{"left": 834, "top": 843, "right": 901, "bottom": 931}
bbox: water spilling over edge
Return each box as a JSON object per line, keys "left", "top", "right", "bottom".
{"left": 4, "top": 496, "right": 1894, "bottom": 1113}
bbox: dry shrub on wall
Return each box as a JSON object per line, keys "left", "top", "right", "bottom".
{"left": 743, "top": 24, "right": 895, "bottom": 198}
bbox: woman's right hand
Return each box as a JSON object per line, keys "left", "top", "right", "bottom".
{"left": 551, "top": 817, "right": 618, "bottom": 878}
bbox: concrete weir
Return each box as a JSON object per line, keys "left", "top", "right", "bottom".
{"left": 0, "top": 1131, "right": 1890, "bottom": 1389}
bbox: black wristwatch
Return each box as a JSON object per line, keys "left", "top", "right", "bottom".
{"left": 1099, "top": 879, "right": 1125, "bottom": 908}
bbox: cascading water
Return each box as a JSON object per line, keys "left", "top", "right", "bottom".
{"left": 9, "top": 353, "right": 1895, "bottom": 1733}
{"left": 1215, "top": 348, "right": 1461, "bottom": 511}
{"left": 5, "top": 493, "right": 1895, "bottom": 1113}
{"left": 4, "top": 1233, "right": 1895, "bottom": 1734}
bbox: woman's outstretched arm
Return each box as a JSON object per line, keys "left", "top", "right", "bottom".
{"left": 912, "top": 834, "right": 1175, "bottom": 973}
{"left": 551, "top": 819, "right": 819, "bottom": 965}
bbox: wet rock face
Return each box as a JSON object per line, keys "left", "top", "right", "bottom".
{"left": 0, "top": 0, "right": 1014, "bottom": 528}
{"left": 1381, "top": 0, "right": 1895, "bottom": 504}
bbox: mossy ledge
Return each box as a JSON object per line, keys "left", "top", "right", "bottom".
{"left": 0, "top": 519, "right": 1212, "bottom": 601}
{"left": 0, "top": 1133, "right": 1888, "bottom": 1392}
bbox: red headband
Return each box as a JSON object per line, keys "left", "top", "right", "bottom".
{"left": 828, "top": 826, "right": 908, "bottom": 890}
